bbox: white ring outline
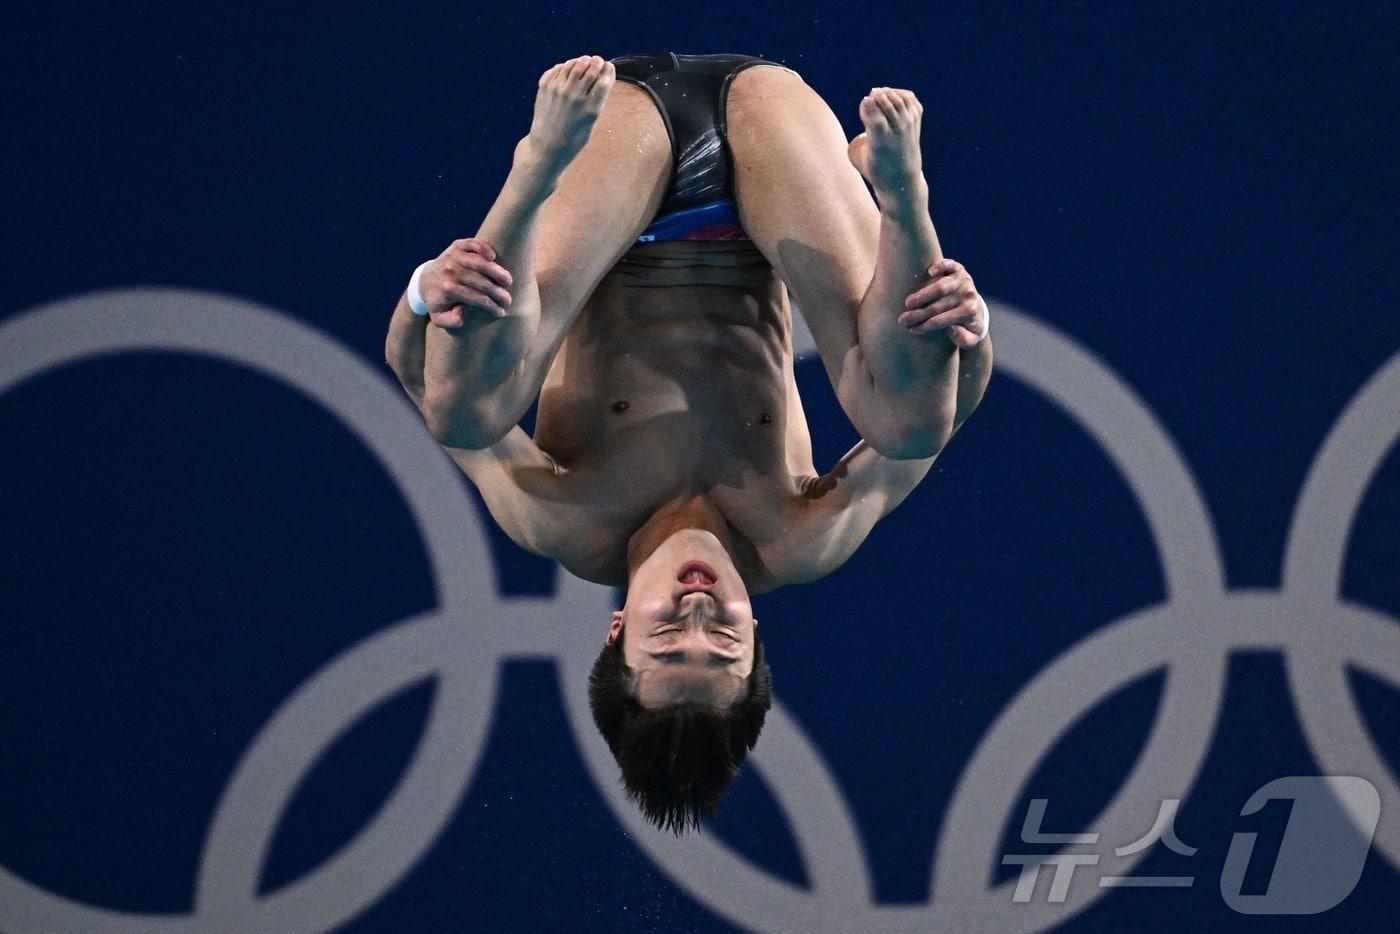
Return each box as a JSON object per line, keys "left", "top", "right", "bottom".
{"left": 1283, "top": 348, "right": 1400, "bottom": 870}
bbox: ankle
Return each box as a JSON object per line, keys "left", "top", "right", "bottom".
{"left": 876, "top": 174, "right": 930, "bottom": 222}
{"left": 512, "top": 136, "right": 567, "bottom": 196}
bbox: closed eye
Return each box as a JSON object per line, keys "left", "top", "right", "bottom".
{"left": 645, "top": 649, "right": 739, "bottom": 666}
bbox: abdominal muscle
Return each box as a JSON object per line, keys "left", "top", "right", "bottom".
{"left": 531, "top": 240, "right": 815, "bottom": 582}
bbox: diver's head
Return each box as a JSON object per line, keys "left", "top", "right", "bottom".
{"left": 617, "top": 527, "right": 759, "bottom": 699}
{"left": 588, "top": 528, "right": 772, "bottom": 834}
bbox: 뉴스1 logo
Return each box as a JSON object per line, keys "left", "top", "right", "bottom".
{"left": 1003, "top": 777, "right": 1380, "bottom": 914}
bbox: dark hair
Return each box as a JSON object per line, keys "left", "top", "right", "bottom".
{"left": 588, "top": 627, "right": 773, "bottom": 834}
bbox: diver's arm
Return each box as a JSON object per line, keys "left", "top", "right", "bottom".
{"left": 418, "top": 140, "right": 559, "bottom": 449}
{"left": 952, "top": 331, "right": 992, "bottom": 435}
{"left": 385, "top": 288, "right": 430, "bottom": 406}
{"left": 389, "top": 231, "right": 535, "bottom": 450}
{"left": 440, "top": 428, "right": 565, "bottom": 557}
{"left": 898, "top": 259, "right": 993, "bottom": 437}
{"left": 769, "top": 439, "right": 936, "bottom": 585}
{"left": 386, "top": 235, "right": 519, "bottom": 406}
{"left": 420, "top": 58, "right": 620, "bottom": 450}
{"left": 386, "top": 275, "right": 567, "bottom": 558}
{"left": 845, "top": 243, "right": 994, "bottom": 457}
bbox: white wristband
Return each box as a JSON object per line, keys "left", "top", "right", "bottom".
{"left": 407, "top": 260, "right": 432, "bottom": 317}
{"left": 974, "top": 301, "right": 990, "bottom": 344}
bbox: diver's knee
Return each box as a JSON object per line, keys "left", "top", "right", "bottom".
{"left": 865, "top": 404, "right": 955, "bottom": 461}
{"left": 422, "top": 386, "right": 508, "bottom": 450}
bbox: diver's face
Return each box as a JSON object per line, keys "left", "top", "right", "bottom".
{"left": 608, "top": 530, "right": 757, "bottom": 709}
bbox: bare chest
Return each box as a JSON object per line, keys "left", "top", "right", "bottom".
{"left": 530, "top": 251, "right": 811, "bottom": 581}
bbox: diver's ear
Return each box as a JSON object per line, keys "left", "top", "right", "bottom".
{"left": 605, "top": 610, "right": 624, "bottom": 645}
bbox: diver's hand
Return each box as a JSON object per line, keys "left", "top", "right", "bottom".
{"left": 422, "top": 238, "right": 515, "bottom": 330}
{"left": 898, "top": 258, "right": 989, "bottom": 348}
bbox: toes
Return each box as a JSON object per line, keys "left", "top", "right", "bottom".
{"left": 564, "top": 55, "right": 593, "bottom": 82}
{"left": 588, "top": 59, "right": 615, "bottom": 95}
{"left": 883, "top": 88, "right": 910, "bottom": 119}
{"left": 581, "top": 55, "right": 607, "bottom": 90}
{"left": 541, "top": 57, "right": 583, "bottom": 88}
{"left": 871, "top": 88, "right": 898, "bottom": 122}
{"left": 550, "top": 55, "right": 609, "bottom": 97}
{"left": 859, "top": 94, "right": 889, "bottom": 132}
{"left": 893, "top": 89, "right": 923, "bottom": 124}
{"left": 869, "top": 87, "right": 923, "bottom": 127}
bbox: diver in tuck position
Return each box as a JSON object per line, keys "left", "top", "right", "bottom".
{"left": 385, "top": 53, "right": 993, "bottom": 832}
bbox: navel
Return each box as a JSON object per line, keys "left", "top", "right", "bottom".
{"left": 759, "top": 411, "right": 772, "bottom": 425}
{"left": 611, "top": 399, "right": 630, "bottom": 413}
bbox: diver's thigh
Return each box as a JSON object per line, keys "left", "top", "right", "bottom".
{"left": 726, "top": 65, "right": 881, "bottom": 362}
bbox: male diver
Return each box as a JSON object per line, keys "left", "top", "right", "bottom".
{"left": 384, "top": 53, "right": 992, "bottom": 832}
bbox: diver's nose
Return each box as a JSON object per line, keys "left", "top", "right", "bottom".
{"left": 679, "top": 590, "right": 717, "bottom": 615}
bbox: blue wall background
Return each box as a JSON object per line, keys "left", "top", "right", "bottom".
{"left": 3, "top": 2, "right": 1398, "bottom": 930}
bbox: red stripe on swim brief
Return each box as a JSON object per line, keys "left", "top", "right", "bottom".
{"left": 678, "top": 223, "right": 750, "bottom": 241}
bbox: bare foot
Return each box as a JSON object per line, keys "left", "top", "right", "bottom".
{"left": 524, "top": 54, "right": 615, "bottom": 172}
{"left": 846, "top": 87, "right": 926, "bottom": 203}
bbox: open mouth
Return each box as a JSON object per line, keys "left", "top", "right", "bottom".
{"left": 678, "top": 561, "right": 718, "bottom": 588}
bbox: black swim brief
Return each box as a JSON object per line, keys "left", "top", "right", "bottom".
{"left": 609, "top": 52, "right": 796, "bottom": 243}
